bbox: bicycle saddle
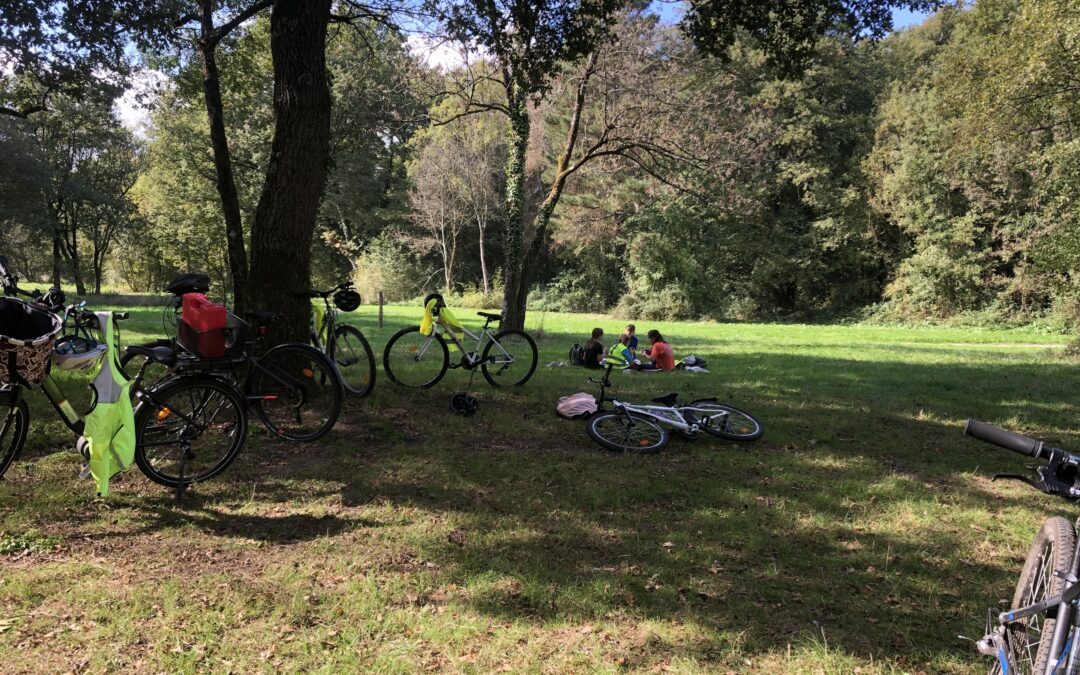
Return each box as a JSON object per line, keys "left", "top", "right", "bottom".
{"left": 126, "top": 345, "right": 177, "bottom": 366}
{"left": 245, "top": 310, "right": 280, "bottom": 325}
{"left": 651, "top": 392, "right": 678, "bottom": 406}
{"left": 477, "top": 311, "right": 502, "bottom": 322}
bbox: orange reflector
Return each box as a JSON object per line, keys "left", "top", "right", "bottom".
{"left": 156, "top": 408, "right": 172, "bottom": 420}
{"left": 302, "top": 368, "right": 314, "bottom": 378}
{"left": 639, "top": 439, "right": 649, "bottom": 447}
{"left": 407, "top": 346, "right": 417, "bottom": 354}
{"left": 740, "top": 427, "right": 749, "bottom": 433}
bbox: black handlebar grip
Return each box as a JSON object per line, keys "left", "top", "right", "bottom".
{"left": 964, "top": 419, "right": 1044, "bottom": 458}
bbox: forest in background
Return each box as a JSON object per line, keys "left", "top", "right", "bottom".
{"left": 1, "top": 0, "right": 1077, "bottom": 329}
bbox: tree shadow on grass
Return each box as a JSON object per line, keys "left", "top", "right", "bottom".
{"left": 7, "top": 348, "right": 1078, "bottom": 668}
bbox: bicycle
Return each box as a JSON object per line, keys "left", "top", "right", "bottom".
{"left": 383, "top": 293, "right": 537, "bottom": 388}
{"left": 1, "top": 262, "right": 247, "bottom": 493}
{"left": 583, "top": 358, "right": 763, "bottom": 453}
{"left": 122, "top": 309, "right": 344, "bottom": 446}
{"left": 964, "top": 419, "right": 1080, "bottom": 675}
{"left": 296, "top": 282, "right": 376, "bottom": 397}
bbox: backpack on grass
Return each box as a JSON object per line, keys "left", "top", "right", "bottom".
{"left": 569, "top": 343, "right": 586, "bottom": 366}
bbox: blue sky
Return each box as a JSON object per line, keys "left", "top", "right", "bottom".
{"left": 892, "top": 7, "right": 932, "bottom": 30}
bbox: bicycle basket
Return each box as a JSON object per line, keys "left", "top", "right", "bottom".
{"left": 334, "top": 288, "right": 361, "bottom": 312}
{"left": 0, "top": 297, "right": 63, "bottom": 385}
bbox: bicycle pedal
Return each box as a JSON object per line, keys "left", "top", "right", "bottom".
{"left": 78, "top": 463, "right": 92, "bottom": 480}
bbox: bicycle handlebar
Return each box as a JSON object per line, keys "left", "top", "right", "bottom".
{"left": 965, "top": 419, "right": 1046, "bottom": 459}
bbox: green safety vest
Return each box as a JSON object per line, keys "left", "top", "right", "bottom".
{"left": 311, "top": 299, "right": 325, "bottom": 341}
{"left": 82, "top": 311, "right": 135, "bottom": 497}
{"left": 420, "top": 298, "right": 464, "bottom": 351}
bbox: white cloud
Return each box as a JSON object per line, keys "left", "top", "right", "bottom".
{"left": 113, "top": 68, "right": 171, "bottom": 138}
{"left": 405, "top": 35, "right": 476, "bottom": 72}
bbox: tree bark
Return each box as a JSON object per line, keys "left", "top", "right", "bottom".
{"left": 500, "top": 84, "right": 529, "bottom": 330}
{"left": 199, "top": 1, "right": 250, "bottom": 314}
{"left": 478, "top": 218, "right": 489, "bottom": 295}
{"left": 246, "top": 0, "right": 332, "bottom": 344}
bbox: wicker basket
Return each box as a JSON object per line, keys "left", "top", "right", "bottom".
{"left": 0, "top": 297, "right": 63, "bottom": 385}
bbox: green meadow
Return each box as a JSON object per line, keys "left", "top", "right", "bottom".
{"left": 1, "top": 304, "right": 1076, "bottom": 673}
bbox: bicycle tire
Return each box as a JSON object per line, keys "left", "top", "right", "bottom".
{"left": 133, "top": 376, "right": 247, "bottom": 489}
{"left": 480, "top": 329, "right": 538, "bottom": 387}
{"left": 0, "top": 397, "right": 29, "bottom": 479}
{"left": 383, "top": 326, "right": 449, "bottom": 388}
{"left": 1002, "top": 516, "right": 1075, "bottom": 674}
{"left": 247, "top": 343, "right": 344, "bottom": 442}
{"left": 586, "top": 411, "right": 669, "bottom": 454}
{"left": 686, "top": 400, "right": 764, "bottom": 441}
{"left": 329, "top": 324, "right": 376, "bottom": 397}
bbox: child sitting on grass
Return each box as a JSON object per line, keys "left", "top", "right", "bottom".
{"left": 635, "top": 330, "right": 675, "bottom": 372}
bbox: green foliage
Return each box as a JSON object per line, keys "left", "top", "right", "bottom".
{"left": 352, "top": 232, "right": 426, "bottom": 303}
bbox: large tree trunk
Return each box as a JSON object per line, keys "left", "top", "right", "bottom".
{"left": 199, "top": 3, "right": 250, "bottom": 314}
{"left": 246, "top": 0, "right": 332, "bottom": 344}
{"left": 500, "top": 86, "right": 529, "bottom": 330}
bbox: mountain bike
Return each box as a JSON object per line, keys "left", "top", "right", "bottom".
{"left": 295, "top": 283, "right": 375, "bottom": 397}
{"left": 583, "top": 358, "right": 763, "bottom": 453}
{"left": 965, "top": 420, "right": 1080, "bottom": 675}
{"left": 121, "top": 311, "right": 344, "bottom": 445}
{"left": 383, "top": 293, "right": 537, "bottom": 388}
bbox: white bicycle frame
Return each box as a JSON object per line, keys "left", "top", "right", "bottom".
{"left": 416, "top": 315, "right": 515, "bottom": 368}
{"left": 606, "top": 398, "right": 731, "bottom": 435}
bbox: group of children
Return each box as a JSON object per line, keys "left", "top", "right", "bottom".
{"left": 582, "top": 324, "right": 676, "bottom": 372}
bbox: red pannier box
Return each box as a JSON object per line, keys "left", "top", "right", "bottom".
{"left": 179, "top": 293, "right": 229, "bottom": 358}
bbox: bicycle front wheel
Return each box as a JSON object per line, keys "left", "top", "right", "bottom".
{"left": 248, "top": 343, "right": 344, "bottom": 442}
{"left": 686, "top": 400, "right": 764, "bottom": 441}
{"left": 481, "top": 329, "right": 538, "bottom": 387}
{"left": 134, "top": 376, "right": 247, "bottom": 488}
{"left": 586, "top": 411, "right": 669, "bottom": 454}
{"left": 383, "top": 326, "right": 449, "bottom": 388}
{"left": 1001, "top": 516, "right": 1075, "bottom": 674}
{"left": 0, "top": 397, "right": 29, "bottom": 479}
{"left": 329, "top": 324, "right": 376, "bottom": 397}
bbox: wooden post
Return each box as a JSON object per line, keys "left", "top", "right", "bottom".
{"left": 378, "top": 291, "right": 384, "bottom": 328}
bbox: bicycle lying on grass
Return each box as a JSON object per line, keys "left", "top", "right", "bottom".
{"left": 296, "top": 282, "right": 375, "bottom": 397}
{"left": 965, "top": 419, "right": 1080, "bottom": 675}
{"left": 584, "top": 357, "right": 763, "bottom": 453}
{"left": 383, "top": 293, "right": 537, "bottom": 389}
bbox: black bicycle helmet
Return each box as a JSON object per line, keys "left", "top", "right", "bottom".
{"left": 165, "top": 272, "right": 210, "bottom": 297}
{"left": 333, "top": 288, "right": 361, "bottom": 312}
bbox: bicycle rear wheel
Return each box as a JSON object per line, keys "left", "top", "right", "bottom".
{"left": 481, "top": 329, "right": 538, "bottom": 387}
{"left": 248, "top": 343, "right": 343, "bottom": 442}
{"left": 586, "top": 411, "right": 669, "bottom": 454}
{"left": 134, "top": 376, "right": 247, "bottom": 488}
{"left": 383, "top": 326, "right": 449, "bottom": 388}
{"left": 686, "top": 400, "right": 763, "bottom": 441}
{"left": 0, "top": 396, "right": 29, "bottom": 479}
{"left": 1001, "top": 516, "right": 1075, "bottom": 675}
{"left": 329, "top": 324, "right": 375, "bottom": 397}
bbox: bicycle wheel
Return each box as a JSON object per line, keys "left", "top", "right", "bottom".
{"left": 481, "top": 329, "right": 538, "bottom": 387}
{"left": 383, "top": 326, "right": 449, "bottom": 388}
{"left": 586, "top": 411, "right": 669, "bottom": 454}
{"left": 329, "top": 324, "right": 376, "bottom": 397}
{"left": 1000, "top": 516, "right": 1075, "bottom": 675}
{"left": 0, "top": 397, "right": 29, "bottom": 479}
{"left": 686, "top": 400, "right": 764, "bottom": 441}
{"left": 134, "top": 376, "right": 247, "bottom": 488}
{"left": 248, "top": 343, "right": 343, "bottom": 442}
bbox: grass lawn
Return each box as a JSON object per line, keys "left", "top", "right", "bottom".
{"left": 1, "top": 303, "right": 1077, "bottom": 673}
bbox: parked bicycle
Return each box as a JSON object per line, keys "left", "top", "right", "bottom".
{"left": 296, "top": 282, "right": 375, "bottom": 397}
{"left": 121, "top": 307, "right": 344, "bottom": 447}
{"left": 383, "top": 293, "right": 537, "bottom": 388}
{"left": 583, "top": 357, "right": 763, "bottom": 453}
{"left": 0, "top": 258, "right": 247, "bottom": 493}
{"left": 965, "top": 419, "right": 1080, "bottom": 675}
